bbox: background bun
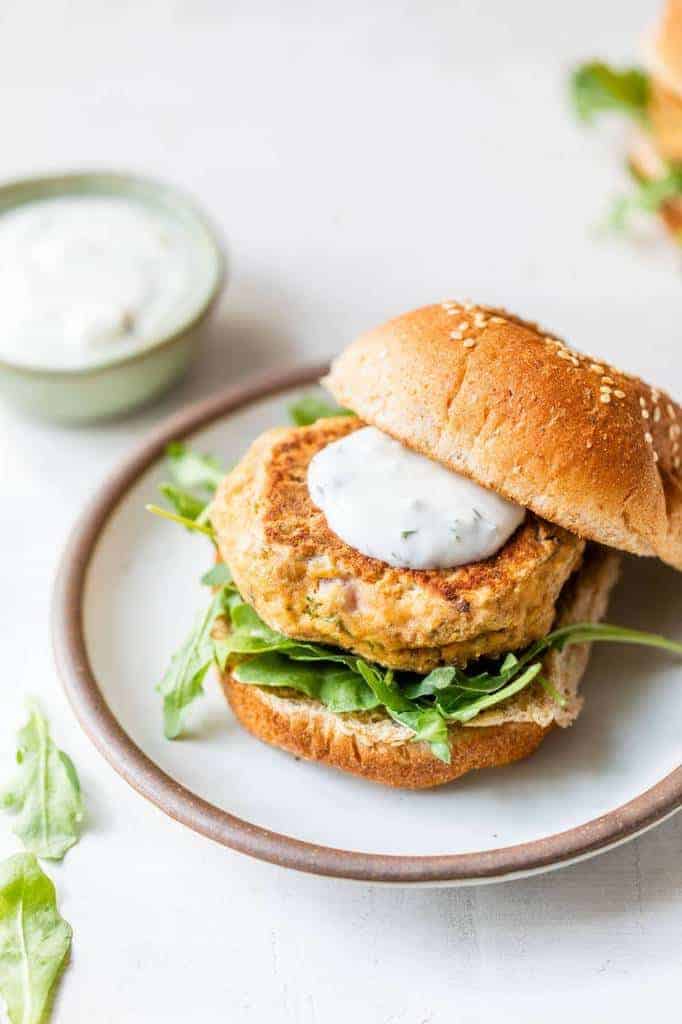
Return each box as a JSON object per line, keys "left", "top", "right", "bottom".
{"left": 649, "top": 0, "right": 682, "bottom": 99}
{"left": 629, "top": 132, "right": 682, "bottom": 233}
{"left": 325, "top": 302, "right": 682, "bottom": 570}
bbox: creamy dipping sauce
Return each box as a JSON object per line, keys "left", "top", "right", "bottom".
{"left": 308, "top": 426, "right": 525, "bottom": 570}
{"left": 0, "top": 195, "right": 200, "bottom": 370}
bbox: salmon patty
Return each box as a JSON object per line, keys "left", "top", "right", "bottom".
{"left": 211, "top": 417, "right": 585, "bottom": 672}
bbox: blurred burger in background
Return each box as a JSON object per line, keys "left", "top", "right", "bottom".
{"left": 572, "top": 0, "right": 682, "bottom": 235}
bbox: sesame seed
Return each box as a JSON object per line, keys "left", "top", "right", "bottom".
{"left": 458, "top": 321, "right": 468, "bottom": 331}
{"left": 586, "top": 440, "right": 593, "bottom": 449}
{"left": 651, "top": 389, "right": 660, "bottom": 402}
{"left": 600, "top": 393, "right": 611, "bottom": 404}
{"left": 570, "top": 356, "right": 580, "bottom": 367}
{"left": 641, "top": 409, "right": 650, "bottom": 419}
{"left": 614, "top": 389, "right": 625, "bottom": 398}
{"left": 590, "top": 363, "right": 604, "bottom": 373}
{"left": 671, "top": 424, "right": 681, "bottom": 439}
{"left": 653, "top": 450, "right": 659, "bottom": 463}
{"left": 674, "top": 456, "right": 681, "bottom": 470}
{"left": 557, "top": 350, "right": 571, "bottom": 360}
{"left": 463, "top": 338, "right": 476, "bottom": 349}
{"left": 600, "top": 385, "right": 612, "bottom": 394}
{"left": 644, "top": 431, "right": 653, "bottom": 444}
{"left": 601, "top": 376, "right": 615, "bottom": 385}
{"left": 446, "top": 309, "right": 459, "bottom": 316}
{"left": 654, "top": 406, "right": 662, "bottom": 423}
{"left": 490, "top": 316, "right": 505, "bottom": 324}
{"left": 639, "top": 397, "right": 647, "bottom": 408}
{"left": 667, "top": 403, "right": 675, "bottom": 418}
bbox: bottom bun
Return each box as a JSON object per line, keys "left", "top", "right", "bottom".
{"left": 222, "top": 547, "right": 621, "bottom": 789}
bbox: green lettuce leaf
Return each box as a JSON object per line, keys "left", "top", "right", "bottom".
{"left": 610, "top": 167, "right": 682, "bottom": 230}
{"left": 1, "top": 703, "right": 83, "bottom": 862}
{"left": 288, "top": 394, "right": 355, "bottom": 426}
{"left": 157, "top": 591, "right": 226, "bottom": 739}
{"left": 571, "top": 62, "right": 649, "bottom": 122}
{"left": 159, "top": 483, "right": 206, "bottom": 523}
{"left": 201, "top": 563, "right": 233, "bottom": 587}
{"left": 146, "top": 504, "right": 215, "bottom": 540}
{"left": 0, "top": 853, "right": 72, "bottom": 1024}
{"left": 234, "top": 654, "right": 380, "bottom": 711}
{"left": 156, "top": 551, "right": 682, "bottom": 758}
{"left": 166, "top": 442, "right": 225, "bottom": 493}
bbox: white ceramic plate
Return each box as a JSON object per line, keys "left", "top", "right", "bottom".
{"left": 53, "top": 366, "right": 682, "bottom": 885}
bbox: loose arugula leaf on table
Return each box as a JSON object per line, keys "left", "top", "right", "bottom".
{"left": 0, "top": 853, "right": 72, "bottom": 1024}
{"left": 1, "top": 702, "right": 83, "bottom": 862}
{"left": 571, "top": 62, "right": 649, "bottom": 122}
{"left": 288, "top": 394, "right": 355, "bottom": 426}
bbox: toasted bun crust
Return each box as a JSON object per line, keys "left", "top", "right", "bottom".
{"left": 324, "top": 303, "right": 682, "bottom": 571}
{"left": 222, "top": 548, "right": 620, "bottom": 789}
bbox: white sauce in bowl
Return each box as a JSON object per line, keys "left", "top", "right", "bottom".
{"left": 0, "top": 195, "right": 204, "bottom": 370}
{"left": 307, "top": 426, "right": 525, "bottom": 570}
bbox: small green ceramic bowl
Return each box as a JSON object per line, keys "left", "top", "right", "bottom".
{"left": 0, "top": 172, "right": 225, "bottom": 423}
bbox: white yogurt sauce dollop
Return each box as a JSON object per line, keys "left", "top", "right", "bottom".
{"left": 0, "top": 195, "right": 199, "bottom": 370}
{"left": 307, "top": 426, "right": 525, "bottom": 570}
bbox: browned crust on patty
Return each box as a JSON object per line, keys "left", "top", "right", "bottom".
{"left": 212, "top": 417, "right": 585, "bottom": 672}
{"left": 220, "top": 548, "right": 621, "bottom": 789}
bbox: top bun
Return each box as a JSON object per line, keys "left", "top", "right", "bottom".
{"left": 324, "top": 302, "right": 682, "bottom": 571}
{"left": 648, "top": 0, "right": 682, "bottom": 97}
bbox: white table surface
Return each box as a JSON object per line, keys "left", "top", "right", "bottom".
{"left": 1, "top": 1, "right": 681, "bottom": 1020}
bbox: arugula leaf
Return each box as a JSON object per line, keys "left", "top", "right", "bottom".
{"left": 158, "top": 564, "right": 682, "bottom": 759}
{"left": 201, "top": 563, "right": 233, "bottom": 587}
{"left": 146, "top": 504, "right": 215, "bottom": 540}
{"left": 288, "top": 394, "right": 355, "bottom": 426}
{"left": 234, "top": 654, "right": 380, "bottom": 711}
{"left": 0, "top": 853, "right": 72, "bottom": 1024}
{"left": 1, "top": 703, "right": 83, "bottom": 862}
{"left": 609, "top": 167, "right": 682, "bottom": 230}
{"left": 571, "top": 62, "right": 649, "bottom": 122}
{"left": 159, "top": 483, "right": 206, "bottom": 523}
{"left": 166, "top": 442, "right": 225, "bottom": 493}
{"left": 157, "top": 591, "right": 226, "bottom": 739}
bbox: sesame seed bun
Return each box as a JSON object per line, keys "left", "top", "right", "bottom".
{"left": 222, "top": 548, "right": 620, "bottom": 789}
{"left": 324, "top": 303, "right": 682, "bottom": 571}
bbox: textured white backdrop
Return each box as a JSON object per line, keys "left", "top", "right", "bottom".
{"left": 1, "top": 1, "right": 681, "bottom": 1021}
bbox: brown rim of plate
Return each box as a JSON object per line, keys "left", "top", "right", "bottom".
{"left": 51, "top": 362, "right": 682, "bottom": 885}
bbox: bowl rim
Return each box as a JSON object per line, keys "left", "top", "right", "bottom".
{"left": 51, "top": 362, "right": 682, "bottom": 884}
{"left": 0, "top": 169, "right": 226, "bottom": 379}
